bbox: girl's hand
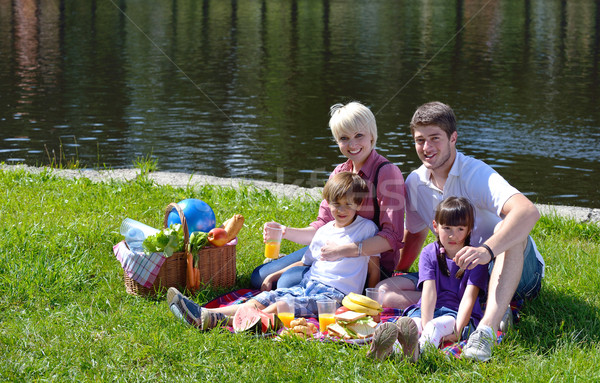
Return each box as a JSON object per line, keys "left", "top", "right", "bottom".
{"left": 319, "top": 240, "right": 346, "bottom": 262}
{"left": 441, "top": 324, "right": 461, "bottom": 343}
{"left": 441, "top": 331, "right": 459, "bottom": 343}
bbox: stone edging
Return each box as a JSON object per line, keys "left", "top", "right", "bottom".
{"left": 3, "top": 164, "right": 598, "bottom": 224}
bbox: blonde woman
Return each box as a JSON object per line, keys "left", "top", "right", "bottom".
{"left": 251, "top": 101, "right": 406, "bottom": 291}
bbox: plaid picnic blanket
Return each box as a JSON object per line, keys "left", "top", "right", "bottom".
{"left": 203, "top": 289, "right": 506, "bottom": 357}
{"left": 113, "top": 240, "right": 165, "bottom": 288}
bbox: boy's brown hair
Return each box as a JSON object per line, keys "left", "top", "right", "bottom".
{"left": 322, "top": 171, "right": 369, "bottom": 206}
{"left": 410, "top": 101, "right": 457, "bottom": 139}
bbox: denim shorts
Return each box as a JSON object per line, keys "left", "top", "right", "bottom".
{"left": 489, "top": 235, "right": 543, "bottom": 300}
{"left": 250, "top": 247, "right": 309, "bottom": 289}
{"left": 405, "top": 306, "right": 458, "bottom": 320}
{"left": 393, "top": 271, "right": 420, "bottom": 288}
{"left": 400, "top": 236, "right": 543, "bottom": 301}
{"left": 253, "top": 278, "right": 345, "bottom": 317}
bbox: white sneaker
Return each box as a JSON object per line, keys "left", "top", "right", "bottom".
{"left": 462, "top": 328, "right": 494, "bottom": 361}
{"left": 396, "top": 317, "right": 420, "bottom": 363}
{"left": 499, "top": 306, "right": 514, "bottom": 333}
{"left": 167, "top": 287, "right": 225, "bottom": 330}
{"left": 367, "top": 321, "right": 400, "bottom": 361}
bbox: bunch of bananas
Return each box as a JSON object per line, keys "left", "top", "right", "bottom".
{"left": 341, "top": 292, "right": 383, "bottom": 316}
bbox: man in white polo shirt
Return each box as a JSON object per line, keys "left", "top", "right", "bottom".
{"left": 378, "top": 101, "right": 544, "bottom": 361}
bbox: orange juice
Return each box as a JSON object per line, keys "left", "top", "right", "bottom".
{"left": 318, "top": 314, "right": 335, "bottom": 333}
{"left": 264, "top": 241, "right": 281, "bottom": 259}
{"left": 278, "top": 312, "right": 294, "bottom": 328}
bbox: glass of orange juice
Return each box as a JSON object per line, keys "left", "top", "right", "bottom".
{"left": 264, "top": 222, "right": 283, "bottom": 259}
{"left": 317, "top": 300, "right": 337, "bottom": 333}
{"left": 276, "top": 296, "right": 295, "bottom": 328}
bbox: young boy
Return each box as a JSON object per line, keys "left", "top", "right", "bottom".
{"left": 167, "top": 171, "right": 381, "bottom": 330}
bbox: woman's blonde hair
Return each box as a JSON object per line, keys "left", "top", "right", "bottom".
{"left": 329, "top": 101, "right": 377, "bottom": 149}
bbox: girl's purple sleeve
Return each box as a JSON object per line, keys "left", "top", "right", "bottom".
{"left": 467, "top": 264, "right": 489, "bottom": 292}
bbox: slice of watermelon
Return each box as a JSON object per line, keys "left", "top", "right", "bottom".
{"left": 232, "top": 305, "right": 263, "bottom": 333}
{"left": 232, "top": 305, "right": 283, "bottom": 334}
{"left": 257, "top": 310, "right": 284, "bottom": 332}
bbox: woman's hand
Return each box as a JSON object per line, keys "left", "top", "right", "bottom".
{"left": 263, "top": 221, "right": 286, "bottom": 243}
{"left": 319, "top": 241, "right": 353, "bottom": 262}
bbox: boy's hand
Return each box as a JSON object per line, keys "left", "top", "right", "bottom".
{"left": 261, "top": 273, "right": 278, "bottom": 291}
{"left": 261, "top": 277, "right": 275, "bottom": 291}
{"left": 453, "top": 245, "right": 489, "bottom": 269}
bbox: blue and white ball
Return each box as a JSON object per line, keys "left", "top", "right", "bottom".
{"left": 167, "top": 198, "right": 216, "bottom": 233}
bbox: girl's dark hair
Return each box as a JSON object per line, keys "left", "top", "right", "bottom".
{"left": 434, "top": 196, "right": 475, "bottom": 278}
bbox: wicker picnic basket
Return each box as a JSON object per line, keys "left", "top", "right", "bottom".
{"left": 123, "top": 202, "right": 189, "bottom": 297}
{"left": 187, "top": 235, "right": 237, "bottom": 291}
{"left": 123, "top": 202, "right": 236, "bottom": 297}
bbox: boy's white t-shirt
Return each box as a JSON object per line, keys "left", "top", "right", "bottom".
{"left": 301, "top": 215, "right": 380, "bottom": 295}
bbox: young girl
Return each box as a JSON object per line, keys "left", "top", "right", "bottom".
{"left": 368, "top": 196, "right": 489, "bottom": 362}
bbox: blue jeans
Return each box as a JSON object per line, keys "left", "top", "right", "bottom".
{"left": 250, "top": 247, "right": 310, "bottom": 289}
{"left": 401, "top": 236, "right": 543, "bottom": 301}
{"left": 250, "top": 246, "right": 394, "bottom": 290}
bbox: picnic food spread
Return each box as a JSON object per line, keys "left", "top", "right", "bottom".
{"left": 326, "top": 310, "right": 378, "bottom": 340}
{"left": 220, "top": 214, "right": 245, "bottom": 243}
{"left": 115, "top": 199, "right": 242, "bottom": 295}
{"left": 141, "top": 212, "right": 244, "bottom": 259}
{"left": 232, "top": 304, "right": 283, "bottom": 334}
{"left": 280, "top": 318, "right": 318, "bottom": 339}
{"left": 341, "top": 292, "right": 384, "bottom": 317}
{"left": 186, "top": 213, "right": 244, "bottom": 291}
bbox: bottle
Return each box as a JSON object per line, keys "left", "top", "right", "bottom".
{"left": 125, "top": 228, "right": 145, "bottom": 253}
{"left": 120, "top": 218, "right": 159, "bottom": 253}
{"left": 126, "top": 227, "right": 145, "bottom": 242}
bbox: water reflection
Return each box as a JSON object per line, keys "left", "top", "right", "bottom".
{"left": 1, "top": 0, "right": 599, "bottom": 208}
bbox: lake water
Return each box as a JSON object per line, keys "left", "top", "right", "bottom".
{"left": 1, "top": 0, "right": 599, "bottom": 208}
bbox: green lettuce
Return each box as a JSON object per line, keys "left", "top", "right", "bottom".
{"left": 142, "top": 223, "right": 184, "bottom": 257}
{"left": 188, "top": 231, "right": 209, "bottom": 255}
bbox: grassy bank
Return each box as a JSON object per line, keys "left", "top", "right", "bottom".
{"left": 1, "top": 168, "right": 599, "bottom": 382}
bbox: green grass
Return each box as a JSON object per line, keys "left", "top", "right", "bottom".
{"left": 0, "top": 168, "right": 599, "bottom": 382}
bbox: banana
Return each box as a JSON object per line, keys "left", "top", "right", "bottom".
{"left": 347, "top": 292, "right": 383, "bottom": 312}
{"left": 342, "top": 296, "right": 381, "bottom": 317}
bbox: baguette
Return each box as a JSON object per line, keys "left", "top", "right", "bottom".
{"left": 221, "top": 214, "right": 244, "bottom": 242}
